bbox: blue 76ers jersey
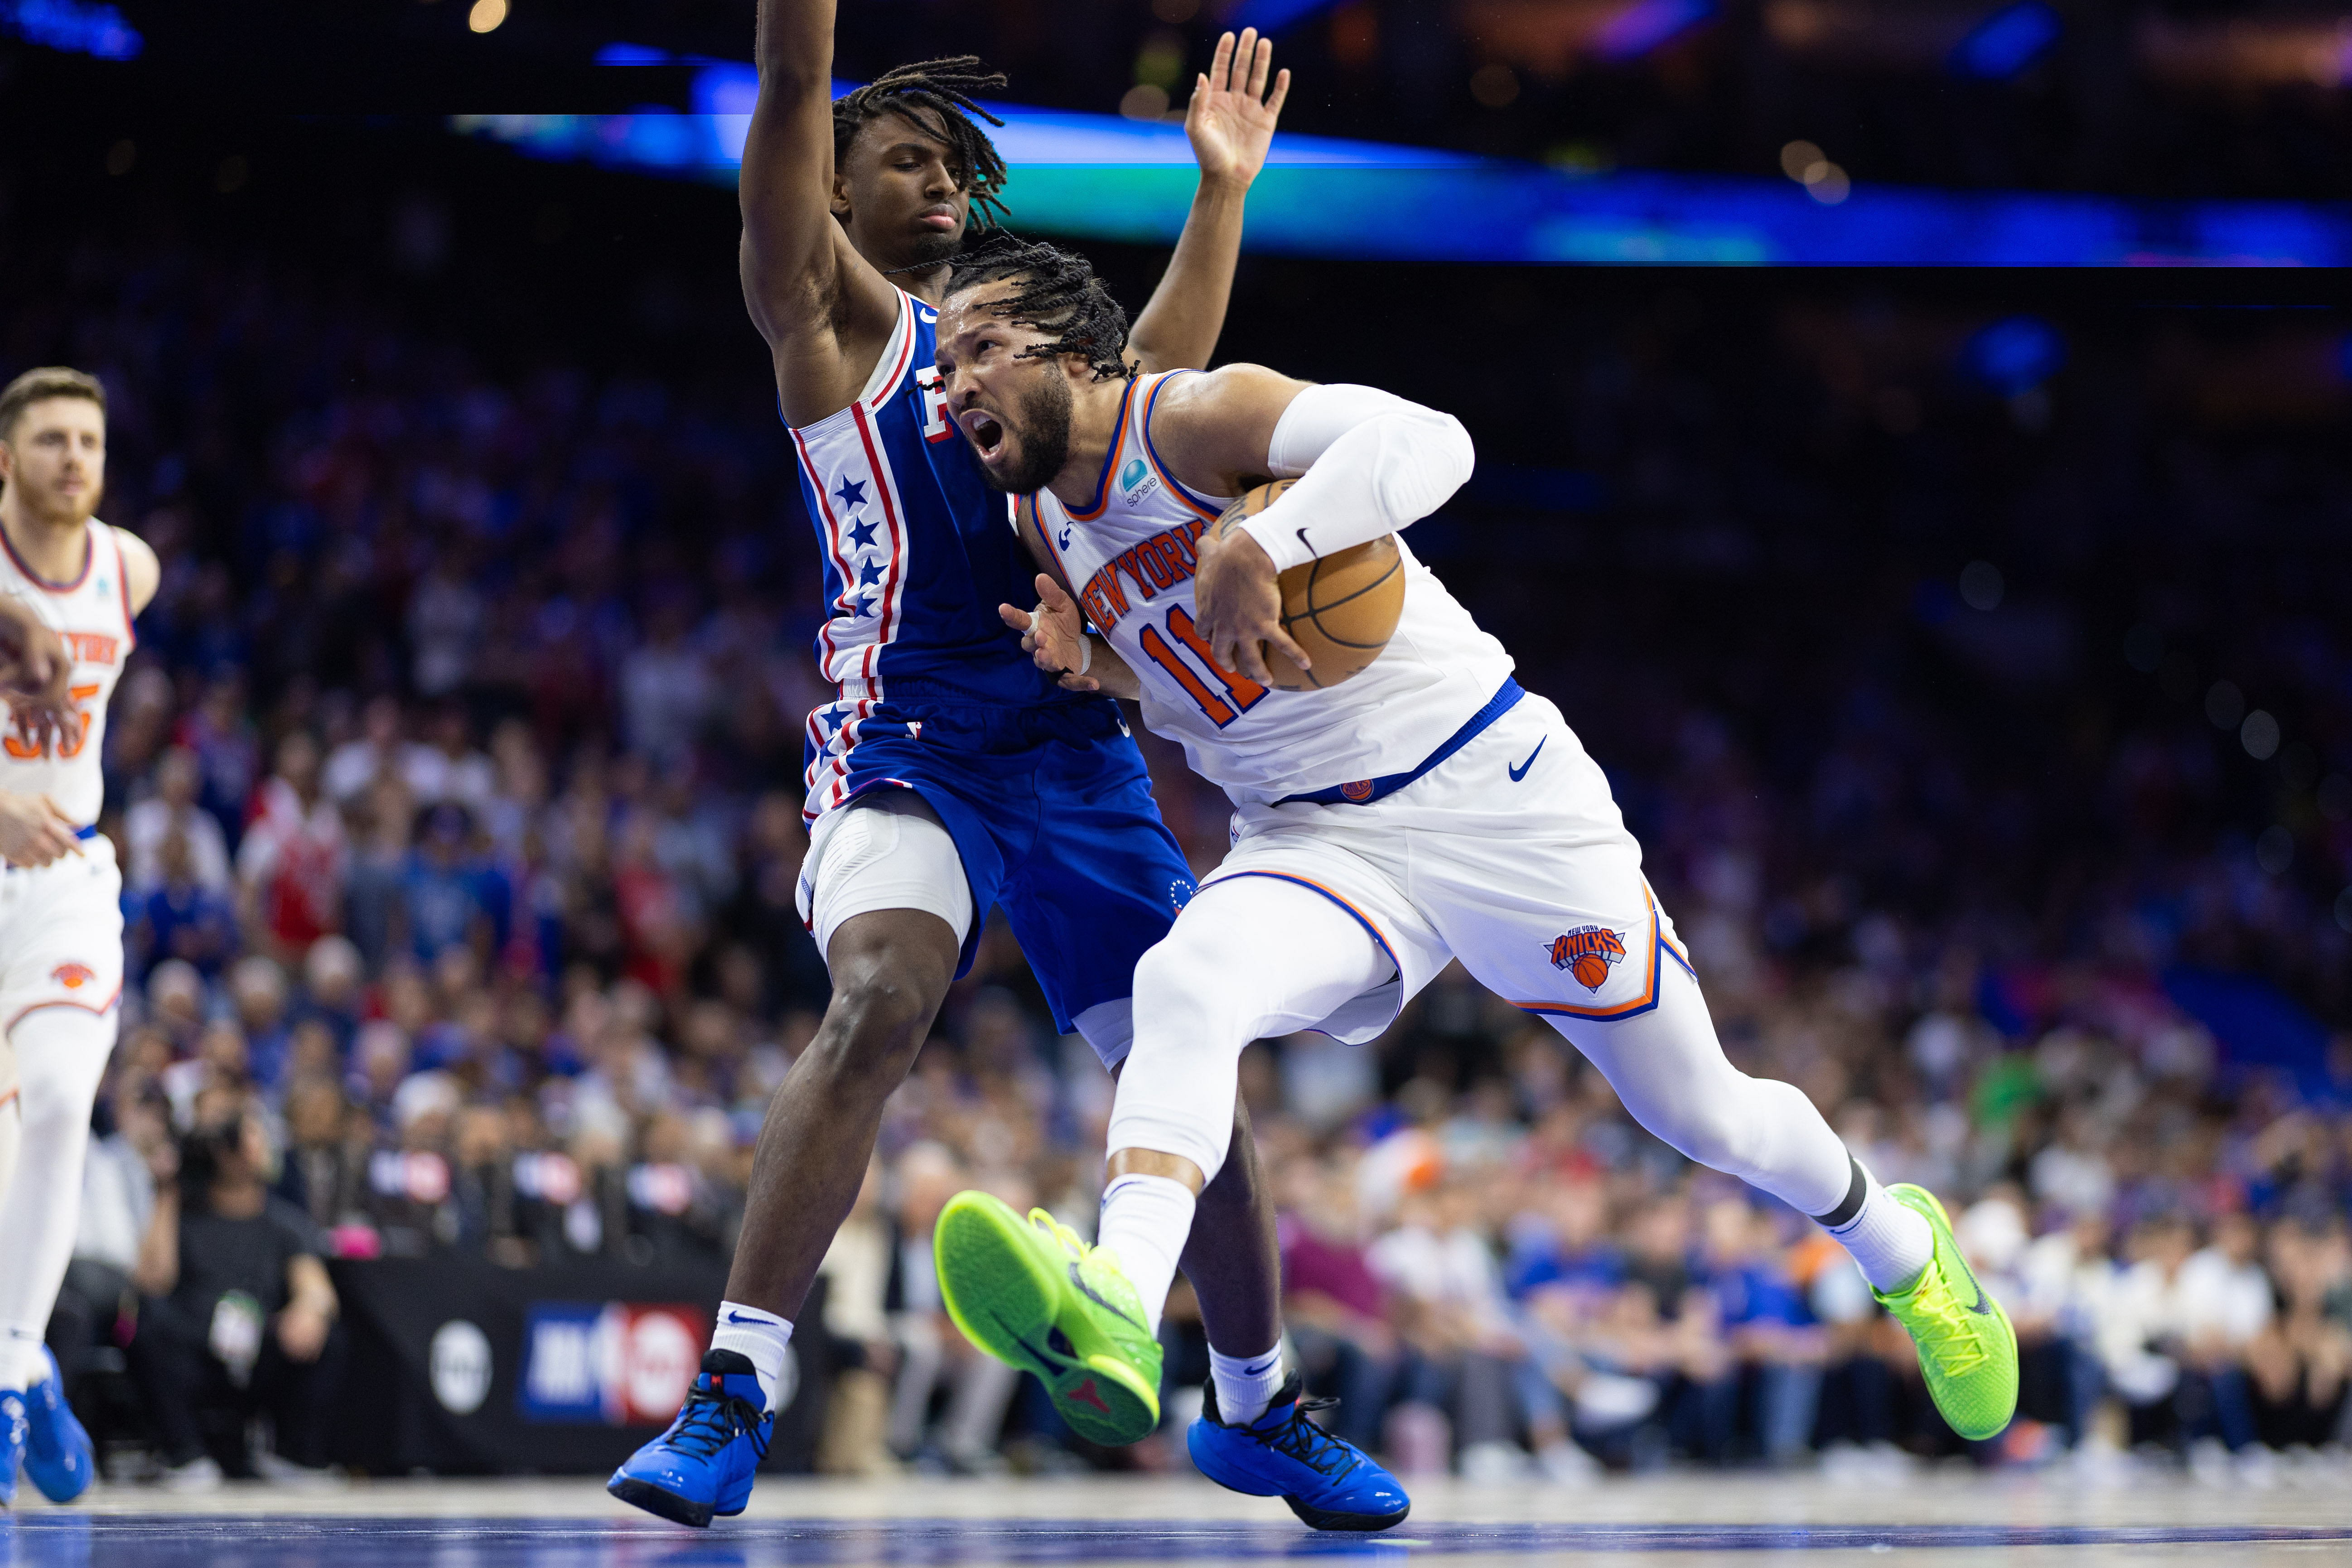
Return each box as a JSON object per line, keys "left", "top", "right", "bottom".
{"left": 787, "top": 288, "right": 1088, "bottom": 825}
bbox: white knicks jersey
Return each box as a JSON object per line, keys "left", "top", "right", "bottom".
{"left": 1029, "top": 373, "right": 1514, "bottom": 806}
{"left": 0, "top": 521, "right": 137, "bottom": 826}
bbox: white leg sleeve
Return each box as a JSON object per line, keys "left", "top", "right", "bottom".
{"left": 0, "top": 1006, "right": 117, "bottom": 1389}
{"left": 0, "top": 1038, "right": 19, "bottom": 1247}
{"left": 1106, "top": 874, "right": 1394, "bottom": 1185}
{"left": 1541, "top": 961, "right": 1852, "bottom": 1217}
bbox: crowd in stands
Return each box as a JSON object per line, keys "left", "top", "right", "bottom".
{"left": 10, "top": 167, "right": 2352, "bottom": 1485}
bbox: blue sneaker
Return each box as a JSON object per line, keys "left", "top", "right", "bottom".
{"left": 23, "top": 1348, "right": 94, "bottom": 1503}
{"left": 1, "top": 1385, "right": 26, "bottom": 1508}
{"left": 606, "top": 1350, "right": 773, "bottom": 1528}
{"left": 1188, "top": 1373, "right": 1410, "bottom": 1532}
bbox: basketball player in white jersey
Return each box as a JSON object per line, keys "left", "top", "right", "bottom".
{"left": 0, "top": 367, "right": 159, "bottom": 1506}
{"left": 925, "top": 239, "right": 2020, "bottom": 1462}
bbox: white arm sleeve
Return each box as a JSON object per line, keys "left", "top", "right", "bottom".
{"left": 1238, "top": 382, "right": 1474, "bottom": 574}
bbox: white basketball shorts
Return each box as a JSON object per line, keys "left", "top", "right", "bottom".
{"left": 1199, "top": 689, "right": 1691, "bottom": 1043}
{"left": 0, "top": 833, "right": 126, "bottom": 1037}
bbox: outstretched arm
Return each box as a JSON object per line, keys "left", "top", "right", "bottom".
{"left": 1125, "top": 30, "right": 1290, "bottom": 375}
{"left": 1000, "top": 574, "right": 1143, "bottom": 702}
{"left": 739, "top": 0, "right": 900, "bottom": 423}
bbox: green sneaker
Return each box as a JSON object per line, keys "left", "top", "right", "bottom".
{"left": 1874, "top": 1183, "right": 2019, "bottom": 1441}
{"left": 933, "top": 1190, "right": 1164, "bottom": 1446}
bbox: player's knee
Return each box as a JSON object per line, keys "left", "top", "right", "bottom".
{"left": 1126, "top": 937, "right": 1232, "bottom": 1061}
{"left": 807, "top": 966, "right": 945, "bottom": 1092}
{"left": 1649, "top": 1078, "right": 1771, "bottom": 1181}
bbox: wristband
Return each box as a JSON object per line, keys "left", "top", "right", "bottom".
{"left": 1075, "top": 635, "right": 1094, "bottom": 677}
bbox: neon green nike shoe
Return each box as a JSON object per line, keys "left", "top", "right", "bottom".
{"left": 1874, "top": 1183, "right": 2019, "bottom": 1441}
{"left": 933, "top": 1190, "right": 1163, "bottom": 1447}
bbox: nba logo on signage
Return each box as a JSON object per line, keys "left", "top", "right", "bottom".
{"left": 518, "top": 1302, "right": 709, "bottom": 1425}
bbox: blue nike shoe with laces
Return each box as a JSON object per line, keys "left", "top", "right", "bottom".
{"left": 22, "top": 1346, "right": 95, "bottom": 1502}
{"left": 1188, "top": 1373, "right": 1410, "bottom": 1532}
{"left": 606, "top": 1349, "right": 773, "bottom": 1528}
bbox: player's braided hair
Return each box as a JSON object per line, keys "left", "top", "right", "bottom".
{"left": 947, "top": 234, "right": 1136, "bottom": 383}
{"left": 832, "top": 58, "right": 1010, "bottom": 229}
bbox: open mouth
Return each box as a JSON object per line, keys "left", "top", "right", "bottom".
{"left": 961, "top": 409, "right": 1005, "bottom": 458}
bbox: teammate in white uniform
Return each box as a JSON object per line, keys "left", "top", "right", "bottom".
{"left": 929, "top": 240, "right": 2020, "bottom": 1448}
{"left": 0, "top": 367, "right": 160, "bottom": 1505}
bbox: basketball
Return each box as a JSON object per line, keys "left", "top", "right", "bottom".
{"left": 1216, "top": 479, "right": 1405, "bottom": 691}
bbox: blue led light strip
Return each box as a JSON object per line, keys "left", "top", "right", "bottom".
{"left": 453, "top": 57, "right": 2352, "bottom": 267}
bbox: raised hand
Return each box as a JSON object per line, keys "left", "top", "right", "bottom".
{"left": 1185, "top": 29, "right": 1290, "bottom": 189}
{"left": 999, "top": 573, "right": 1101, "bottom": 692}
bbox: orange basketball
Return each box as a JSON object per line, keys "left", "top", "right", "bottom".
{"left": 1216, "top": 479, "right": 1405, "bottom": 692}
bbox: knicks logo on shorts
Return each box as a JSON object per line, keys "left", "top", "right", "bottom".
{"left": 1545, "top": 927, "right": 1626, "bottom": 992}
{"left": 1340, "top": 780, "right": 1374, "bottom": 802}
{"left": 50, "top": 962, "right": 95, "bottom": 990}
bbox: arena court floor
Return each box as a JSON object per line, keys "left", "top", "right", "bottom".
{"left": 7, "top": 1473, "right": 2352, "bottom": 1567}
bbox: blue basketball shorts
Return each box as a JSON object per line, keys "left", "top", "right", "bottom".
{"left": 796, "top": 697, "right": 1195, "bottom": 1068}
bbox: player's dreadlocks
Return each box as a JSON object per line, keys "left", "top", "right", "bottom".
{"left": 947, "top": 234, "right": 1137, "bottom": 383}
{"left": 832, "top": 58, "right": 1011, "bottom": 229}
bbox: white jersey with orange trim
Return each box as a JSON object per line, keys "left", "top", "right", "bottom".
{"left": 0, "top": 519, "right": 137, "bottom": 828}
{"left": 1028, "top": 371, "right": 1515, "bottom": 808}
{"left": 1032, "top": 373, "right": 1685, "bottom": 1047}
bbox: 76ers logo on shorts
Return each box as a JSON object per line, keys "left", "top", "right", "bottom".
{"left": 1545, "top": 927, "right": 1626, "bottom": 992}
{"left": 50, "top": 962, "right": 96, "bottom": 990}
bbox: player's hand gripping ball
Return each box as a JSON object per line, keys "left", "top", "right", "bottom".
{"left": 1215, "top": 480, "right": 1404, "bottom": 691}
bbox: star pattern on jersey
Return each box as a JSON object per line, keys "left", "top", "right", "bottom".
{"left": 846, "top": 515, "right": 879, "bottom": 552}
{"left": 834, "top": 477, "right": 868, "bottom": 511}
{"left": 816, "top": 703, "right": 850, "bottom": 733}
{"left": 857, "top": 559, "right": 884, "bottom": 588}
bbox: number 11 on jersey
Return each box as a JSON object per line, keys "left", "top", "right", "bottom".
{"left": 1135, "top": 605, "right": 1266, "bottom": 728}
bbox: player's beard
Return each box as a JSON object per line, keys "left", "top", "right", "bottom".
{"left": 982, "top": 371, "right": 1073, "bottom": 495}
{"left": 5, "top": 468, "right": 101, "bottom": 530}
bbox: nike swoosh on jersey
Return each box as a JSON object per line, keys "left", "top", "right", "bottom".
{"left": 1509, "top": 737, "right": 1546, "bottom": 782}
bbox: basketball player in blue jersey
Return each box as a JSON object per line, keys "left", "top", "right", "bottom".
{"left": 610, "top": 0, "right": 1406, "bottom": 1534}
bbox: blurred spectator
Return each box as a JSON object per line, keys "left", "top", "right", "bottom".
{"left": 886, "top": 1142, "right": 1021, "bottom": 1470}
{"left": 399, "top": 803, "right": 506, "bottom": 964}
{"left": 1366, "top": 1182, "right": 1528, "bottom": 1480}
{"left": 1277, "top": 1156, "right": 1399, "bottom": 1457}
{"left": 236, "top": 731, "right": 348, "bottom": 961}
{"left": 816, "top": 1158, "right": 901, "bottom": 1477}
{"left": 321, "top": 696, "right": 404, "bottom": 806}
{"left": 127, "top": 1097, "right": 345, "bottom": 1486}
{"left": 126, "top": 830, "right": 239, "bottom": 979}
{"left": 125, "top": 748, "right": 230, "bottom": 894}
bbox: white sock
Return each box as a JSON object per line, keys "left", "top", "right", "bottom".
{"left": 1815, "top": 1158, "right": 1935, "bottom": 1293}
{"left": 1208, "top": 1343, "right": 1286, "bottom": 1428}
{"left": 1096, "top": 1172, "right": 1195, "bottom": 1336}
{"left": 709, "top": 1300, "right": 794, "bottom": 1413}
{"left": 0, "top": 1325, "right": 43, "bottom": 1391}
